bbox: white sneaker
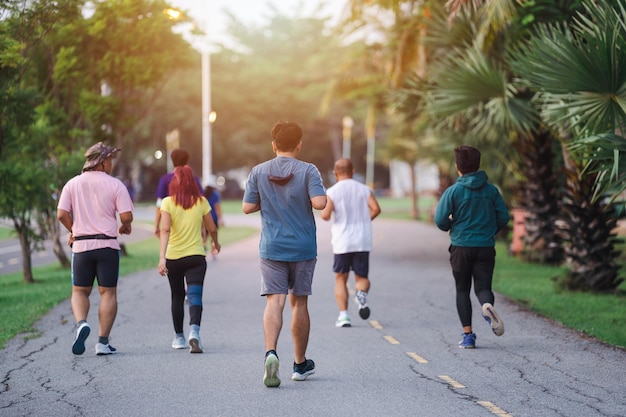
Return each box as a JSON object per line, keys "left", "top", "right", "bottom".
{"left": 172, "top": 336, "right": 187, "bottom": 349}
{"left": 95, "top": 343, "right": 117, "bottom": 355}
{"left": 188, "top": 330, "right": 203, "bottom": 353}
{"left": 335, "top": 315, "right": 351, "bottom": 328}
{"left": 355, "top": 290, "right": 371, "bottom": 320}
{"left": 482, "top": 303, "right": 505, "bottom": 336}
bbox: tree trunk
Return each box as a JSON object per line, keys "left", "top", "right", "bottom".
{"left": 409, "top": 162, "right": 419, "bottom": 220}
{"left": 14, "top": 220, "right": 34, "bottom": 284}
{"left": 48, "top": 214, "right": 70, "bottom": 268}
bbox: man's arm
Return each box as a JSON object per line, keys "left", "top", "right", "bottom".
{"left": 119, "top": 211, "right": 133, "bottom": 235}
{"left": 368, "top": 192, "right": 381, "bottom": 220}
{"left": 320, "top": 196, "right": 334, "bottom": 221}
{"left": 57, "top": 209, "right": 74, "bottom": 246}
{"left": 242, "top": 202, "right": 260, "bottom": 214}
{"left": 311, "top": 195, "right": 327, "bottom": 211}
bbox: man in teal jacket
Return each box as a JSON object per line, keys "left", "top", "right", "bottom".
{"left": 434, "top": 145, "right": 510, "bottom": 349}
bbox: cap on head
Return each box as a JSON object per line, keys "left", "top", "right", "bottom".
{"left": 271, "top": 121, "right": 302, "bottom": 151}
{"left": 170, "top": 148, "right": 190, "bottom": 167}
{"left": 454, "top": 145, "right": 481, "bottom": 174}
{"left": 82, "top": 142, "right": 121, "bottom": 172}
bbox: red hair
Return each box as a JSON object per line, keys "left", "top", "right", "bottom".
{"left": 169, "top": 165, "right": 201, "bottom": 209}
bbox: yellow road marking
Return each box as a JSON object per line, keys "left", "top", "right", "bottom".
{"left": 438, "top": 375, "right": 466, "bottom": 388}
{"left": 477, "top": 400, "right": 513, "bottom": 416}
{"left": 383, "top": 335, "right": 400, "bottom": 345}
{"left": 369, "top": 320, "right": 383, "bottom": 330}
{"left": 406, "top": 352, "right": 428, "bottom": 364}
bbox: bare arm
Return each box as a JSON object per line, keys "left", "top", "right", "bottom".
{"left": 154, "top": 206, "right": 161, "bottom": 237}
{"left": 311, "top": 195, "right": 327, "bottom": 211}
{"left": 119, "top": 211, "right": 133, "bottom": 235}
{"left": 242, "top": 201, "right": 260, "bottom": 214}
{"left": 157, "top": 211, "right": 171, "bottom": 276}
{"left": 203, "top": 212, "right": 221, "bottom": 255}
{"left": 320, "top": 196, "right": 334, "bottom": 221}
{"left": 57, "top": 209, "right": 74, "bottom": 246}
{"left": 368, "top": 192, "right": 381, "bottom": 220}
{"left": 214, "top": 202, "right": 224, "bottom": 227}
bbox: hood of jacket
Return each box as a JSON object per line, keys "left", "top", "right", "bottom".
{"left": 456, "top": 170, "right": 488, "bottom": 190}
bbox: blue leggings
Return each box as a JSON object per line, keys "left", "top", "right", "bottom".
{"left": 165, "top": 255, "right": 207, "bottom": 333}
{"left": 449, "top": 246, "right": 496, "bottom": 328}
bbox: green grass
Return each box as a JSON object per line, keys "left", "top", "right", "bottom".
{"left": 0, "top": 225, "right": 257, "bottom": 349}
{"left": 493, "top": 241, "right": 626, "bottom": 349}
{"left": 0, "top": 225, "right": 14, "bottom": 239}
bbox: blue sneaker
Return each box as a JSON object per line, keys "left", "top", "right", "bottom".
{"left": 482, "top": 303, "right": 505, "bottom": 336}
{"left": 458, "top": 333, "right": 476, "bottom": 349}
{"left": 292, "top": 359, "right": 315, "bottom": 381}
{"left": 72, "top": 322, "right": 90, "bottom": 355}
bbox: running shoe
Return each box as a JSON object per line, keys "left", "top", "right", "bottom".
{"left": 95, "top": 343, "right": 117, "bottom": 355}
{"left": 335, "top": 315, "right": 351, "bottom": 328}
{"left": 458, "top": 333, "right": 476, "bottom": 349}
{"left": 354, "top": 290, "right": 371, "bottom": 320}
{"left": 172, "top": 335, "right": 187, "bottom": 349}
{"left": 263, "top": 352, "right": 281, "bottom": 388}
{"left": 72, "top": 322, "right": 90, "bottom": 355}
{"left": 292, "top": 359, "right": 315, "bottom": 381}
{"left": 188, "top": 330, "right": 203, "bottom": 353}
{"left": 482, "top": 303, "right": 505, "bottom": 336}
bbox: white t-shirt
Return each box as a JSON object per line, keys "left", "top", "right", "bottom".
{"left": 326, "top": 178, "right": 373, "bottom": 254}
{"left": 57, "top": 171, "right": 134, "bottom": 253}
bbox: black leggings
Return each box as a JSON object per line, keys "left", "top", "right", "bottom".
{"left": 166, "top": 255, "right": 207, "bottom": 333}
{"left": 449, "top": 246, "right": 496, "bottom": 328}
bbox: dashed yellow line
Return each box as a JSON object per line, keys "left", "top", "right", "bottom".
{"left": 369, "top": 320, "right": 383, "bottom": 330}
{"left": 383, "top": 335, "right": 400, "bottom": 345}
{"left": 477, "top": 400, "right": 513, "bottom": 416}
{"left": 438, "top": 375, "right": 466, "bottom": 388}
{"left": 406, "top": 351, "right": 428, "bottom": 364}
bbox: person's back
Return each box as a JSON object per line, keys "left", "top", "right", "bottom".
{"left": 155, "top": 148, "right": 202, "bottom": 237}
{"left": 433, "top": 145, "right": 509, "bottom": 349}
{"left": 242, "top": 120, "right": 326, "bottom": 388}
{"left": 246, "top": 155, "right": 323, "bottom": 260}
{"left": 326, "top": 177, "right": 374, "bottom": 253}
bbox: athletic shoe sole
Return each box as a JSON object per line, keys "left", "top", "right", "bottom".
{"left": 358, "top": 306, "right": 371, "bottom": 320}
{"left": 189, "top": 338, "right": 203, "bottom": 353}
{"left": 72, "top": 323, "right": 90, "bottom": 355}
{"left": 482, "top": 303, "right": 505, "bottom": 336}
{"left": 263, "top": 354, "right": 281, "bottom": 387}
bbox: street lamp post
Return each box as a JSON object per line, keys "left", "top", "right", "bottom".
{"left": 201, "top": 50, "right": 212, "bottom": 185}
{"left": 342, "top": 115, "right": 353, "bottom": 159}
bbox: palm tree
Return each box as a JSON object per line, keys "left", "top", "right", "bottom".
{"left": 509, "top": 0, "right": 625, "bottom": 290}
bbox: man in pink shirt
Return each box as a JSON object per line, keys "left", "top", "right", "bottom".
{"left": 57, "top": 142, "right": 134, "bottom": 356}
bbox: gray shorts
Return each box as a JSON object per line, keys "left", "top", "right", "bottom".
{"left": 259, "top": 258, "right": 316, "bottom": 296}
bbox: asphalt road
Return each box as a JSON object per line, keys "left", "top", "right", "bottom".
{"left": 1, "top": 212, "right": 625, "bottom": 417}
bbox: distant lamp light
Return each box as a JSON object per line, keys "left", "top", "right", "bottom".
{"left": 154, "top": 150, "right": 163, "bottom": 160}
{"left": 164, "top": 8, "right": 182, "bottom": 20}
{"left": 209, "top": 111, "right": 217, "bottom": 123}
{"left": 216, "top": 176, "right": 226, "bottom": 187}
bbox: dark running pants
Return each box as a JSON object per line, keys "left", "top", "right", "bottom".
{"left": 448, "top": 245, "right": 496, "bottom": 328}
{"left": 165, "top": 255, "right": 207, "bottom": 334}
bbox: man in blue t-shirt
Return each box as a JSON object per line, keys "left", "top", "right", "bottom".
{"left": 243, "top": 120, "right": 326, "bottom": 388}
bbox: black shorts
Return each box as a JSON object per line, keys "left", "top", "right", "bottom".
{"left": 72, "top": 248, "right": 120, "bottom": 288}
{"left": 333, "top": 252, "right": 369, "bottom": 278}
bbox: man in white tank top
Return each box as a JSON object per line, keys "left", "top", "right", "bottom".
{"left": 321, "top": 158, "right": 381, "bottom": 328}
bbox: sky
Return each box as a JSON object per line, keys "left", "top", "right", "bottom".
{"left": 168, "top": 0, "right": 348, "bottom": 44}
